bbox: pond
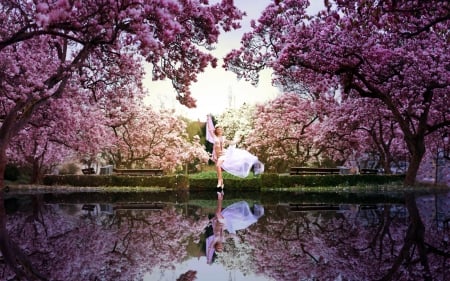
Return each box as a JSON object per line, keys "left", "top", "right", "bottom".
{"left": 3, "top": 187, "right": 450, "bottom": 281}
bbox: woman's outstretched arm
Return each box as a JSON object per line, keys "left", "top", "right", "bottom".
{"left": 206, "top": 114, "right": 215, "bottom": 144}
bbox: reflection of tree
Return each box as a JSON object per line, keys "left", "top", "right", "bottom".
{"left": 4, "top": 199, "right": 206, "bottom": 280}
{"left": 1, "top": 194, "right": 49, "bottom": 281}
{"left": 3, "top": 194, "right": 450, "bottom": 280}
{"left": 379, "top": 193, "right": 448, "bottom": 281}
{"left": 216, "top": 236, "right": 256, "bottom": 275}
{"left": 357, "top": 205, "right": 396, "bottom": 259}
{"left": 176, "top": 270, "right": 197, "bottom": 281}
{"left": 246, "top": 200, "right": 450, "bottom": 281}
{"left": 245, "top": 209, "right": 350, "bottom": 280}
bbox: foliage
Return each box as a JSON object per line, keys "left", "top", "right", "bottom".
{"left": 43, "top": 174, "right": 177, "bottom": 188}
{"left": 42, "top": 173, "right": 404, "bottom": 189}
{"left": 216, "top": 103, "right": 257, "bottom": 145}
{"left": 279, "top": 174, "right": 405, "bottom": 188}
{"left": 224, "top": 0, "right": 450, "bottom": 185}
{"left": 188, "top": 168, "right": 258, "bottom": 180}
{"left": 4, "top": 164, "right": 20, "bottom": 181}
{"left": 185, "top": 120, "right": 205, "bottom": 143}
{"left": 260, "top": 173, "right": 280, "bottom": 188}
{"left": 103, "top": 106, "right": 209, "bottom": 172}
{"left": 246, "top": 93, "right": 322, "bottom": 172}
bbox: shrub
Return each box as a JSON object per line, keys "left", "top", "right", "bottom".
{"left": 261, "top": 173, "right": 280, "bottom": 188}
{"left": 4, "top": 164, "right": 20, "bottom": 181}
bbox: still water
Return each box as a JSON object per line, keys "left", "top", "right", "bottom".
{"left": 3, "top": 188, "right": 450, "bottom": 281}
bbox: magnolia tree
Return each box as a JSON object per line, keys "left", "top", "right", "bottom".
{"left": 224, "top": 0, "right": 450, "bottom": 185}
{"left": 318, "top": 97, "right": 409, "bottom": 173}
{"left": 7, "top": 94, "right": 114, "bottom": 182}
{"left": 104, "top": 106, "right": 209, "bottom": 172}
{"left": 7, "top": 128, "right": 72, "bottom": 183}
{"left": 0, "top": 0, "right": 243, "bottom": 278}
{"left": 216, "top": 103, "right": 256, "bottom": 145}
{"left": 245, "top": 92, "right": 324, "bottom": 172}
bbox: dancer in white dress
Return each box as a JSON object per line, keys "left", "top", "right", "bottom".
{"left": 206, "top": 114, "right": 264, "bottom": 189}
{"left": 206, "top": 193, "right": 264, "bottom": 264}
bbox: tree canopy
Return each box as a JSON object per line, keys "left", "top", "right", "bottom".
{"left": 224, "top": 0, "right": 450, "bottom": 185}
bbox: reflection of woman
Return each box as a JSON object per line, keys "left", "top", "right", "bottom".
{"left": 206, "top": 193, "right": 264, "bottom": 264}
{"left": 206, "top": 114, "right": 264, "bottom": 189}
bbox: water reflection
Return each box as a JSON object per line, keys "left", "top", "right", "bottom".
{"left": 203, "top": 192, "right": 264, "bottom": 265}
{"left": 2, "top": 190, "right": 450, "bottom": 281}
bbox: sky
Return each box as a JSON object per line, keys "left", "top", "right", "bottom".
{"left": 142, "top": 1, "right": 324, "bottom": 122}
{"left": 143, "top": 256, "right": 275, "bottom": 281}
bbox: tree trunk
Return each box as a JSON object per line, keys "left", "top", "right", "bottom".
{"left": 31, "top": 159, "right": 41, "bottom": 184}
{"left": 383, "top": 162, "right": 392, "bottom": 175}
{"left": 404, "top": 138, "right": 426, "bottom": 186}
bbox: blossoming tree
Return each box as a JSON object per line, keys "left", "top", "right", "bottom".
{"left": 0, "top": 0, "right": 243, "bottom": 277}
{"left": 104, "top": 106, "right": 209, "bottom": 172}
{"left": 224, "top": 0, "right": 450, "bottom": 185}
{"left": 318, "top": 97, "right": 409, "bottom": 173}
{"left": 245, "top": 92, "right": 323, "bottom": 172}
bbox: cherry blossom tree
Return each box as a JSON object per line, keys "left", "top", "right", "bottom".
{"left": 319, "top": 97, "right": 409, "bottom": 173}
{"left": 224, "top": 0, "right": 450, "bottom": 185}
{"left": 7, "top": 94, "right": 114, "bottom": 182}
{"left": 104, "top": 106, "right": 209, "bottom": 172}
{"left": 215, "top": 103, "right": 257, "bottom": 145}
{"left": 0, "top": 0, "right": 243, "bottom": 277}
{"left": 245, "top": 92, "right": 323, "bottom": 172}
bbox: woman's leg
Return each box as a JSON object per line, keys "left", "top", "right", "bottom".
{"left": 216, "top": 159, "right": 224, "bottom": 187}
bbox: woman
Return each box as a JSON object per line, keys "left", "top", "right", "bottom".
{"left": 206, "top": 116, "right": 227, "bottom": 188}
{"left": 206, "top": 114, "right": 264, "bottom": 189}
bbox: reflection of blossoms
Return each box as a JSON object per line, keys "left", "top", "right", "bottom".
{"left": 215, "top": 235, "right": 256, "bottom": 275}
{"left": 5, "top": 202, "right": 206, "bottom": 281}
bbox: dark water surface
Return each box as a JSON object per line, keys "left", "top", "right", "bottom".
{"left": 3, "top": 188, "right": 450, "bottom": 281}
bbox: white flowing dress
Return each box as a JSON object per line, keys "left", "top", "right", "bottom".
{"left": 206, "top": 116, "right": 264, "bottom": 178}
{"left": 221, "top": 145, "right": 264, "bottom": 177}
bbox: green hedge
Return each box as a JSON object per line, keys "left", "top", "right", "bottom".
{"left": 42, "top": 173, "right": 405, "bottom": 189}
{"left": 42, "top": 175, "right": 186, "bottom": 188}
{"left": 279, "top": 174, "right": 405, "bottom": 187}
{"left": 4, "top": 164, "right": 20, "bottom": 181}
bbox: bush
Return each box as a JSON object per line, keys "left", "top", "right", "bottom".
{"left": 279, "top": 174, "right": 405, "bottom": 187}
{"left": 261, "top": 173, "right": 280, "bottom": 188}
{"left": 42, "top": 173, "right": 405, "bottom": 189}
{"left": 4, "top": 164, "right": 20, "bottom": 181}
